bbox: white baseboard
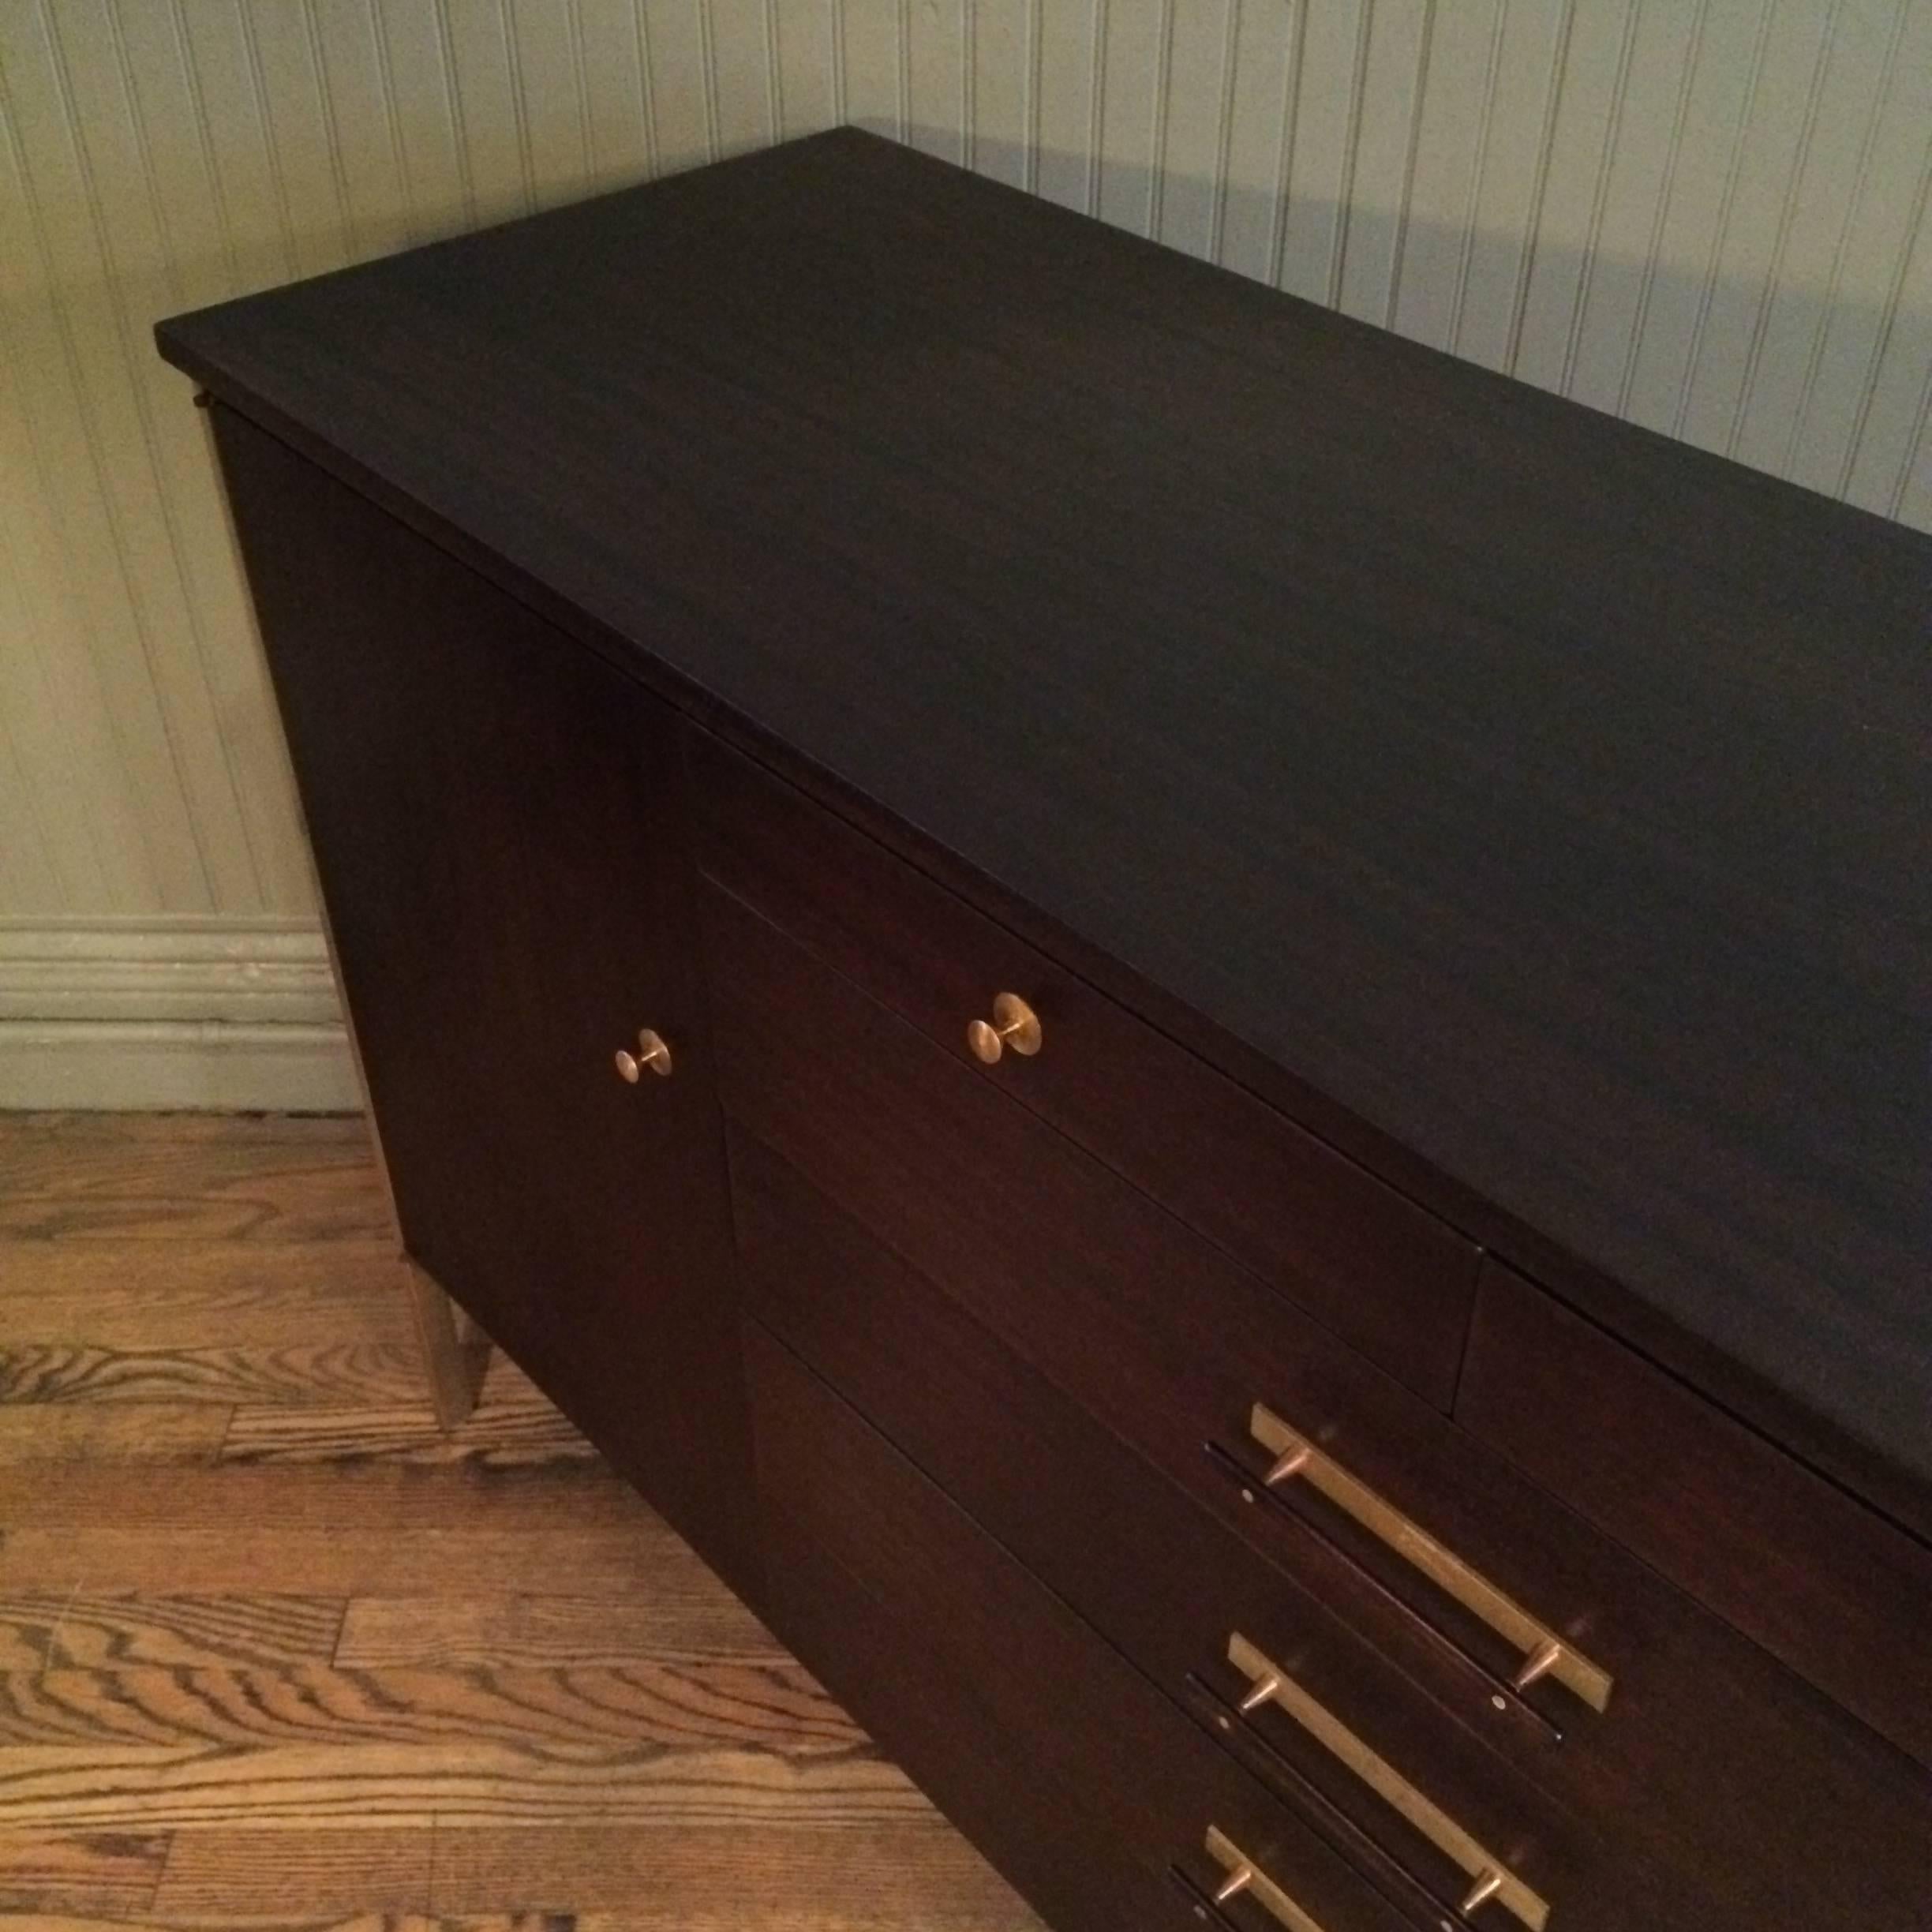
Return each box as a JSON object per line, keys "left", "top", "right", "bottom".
{"left": 0, "top": 918, "right": 360, "bottom": 1111}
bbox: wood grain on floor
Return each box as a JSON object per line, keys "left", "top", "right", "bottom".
{"left": 0, "top": 1112, "right": 1042, "bottom": 1930}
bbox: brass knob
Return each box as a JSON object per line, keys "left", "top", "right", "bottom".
{"left": 614, "top": 1027, "right": 673, "bottom": 1083}
{"left": 967, "top": 993, "right": 1042, "bottom": 1064}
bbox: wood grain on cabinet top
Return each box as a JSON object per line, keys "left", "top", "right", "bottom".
{"left": 155, "top": 128, "right": 1932, "bottom": 1526}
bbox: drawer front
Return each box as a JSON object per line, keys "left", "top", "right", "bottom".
{"left": 707, "top": 882, "right": 1932, "bottom": 1930}
{"left": 737, "top": 1130, "right": 1683, "bottom": 1932}
{"left": 690, "top": 726, "right": 1477, "bottom": 1406}
{"left": 749, "top": 1318, "right": 1441, "bottom": 1932}
{"left": 1461, "top": 1261, "right": 1932, "bottom": 1770}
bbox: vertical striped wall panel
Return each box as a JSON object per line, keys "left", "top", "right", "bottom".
{"left": 2, "top": 0, "right": 1929, "bottom": 945}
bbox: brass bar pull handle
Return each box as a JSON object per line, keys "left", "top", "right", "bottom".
{"left": 1203, "top": 1825, "right": 1333, "bottom": 1932}
{"left": 1249, "top": 1404, "right": 1612, "bottom": 1715}
{"left": 1228, "top": 1634, "right": 1550, "bottom": 1930}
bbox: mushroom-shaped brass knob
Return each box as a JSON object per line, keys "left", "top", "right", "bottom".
{"left": 614, "top": 1027, "right": 673, "bottom": 1082}
{"left": 967, "top": 993, "right": 1042, "bottom": 1064}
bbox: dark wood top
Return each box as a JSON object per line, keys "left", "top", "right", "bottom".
{"left": 156, "top": 129, "right": 1931, "bottom": 1533}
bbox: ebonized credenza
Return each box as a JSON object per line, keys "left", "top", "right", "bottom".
{"left": 158, "top": 128, "right": 1930, "bottom": 1931}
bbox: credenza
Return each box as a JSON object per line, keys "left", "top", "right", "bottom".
{"left": 158, "top": 128, "right": 1930, "bottom": 1931}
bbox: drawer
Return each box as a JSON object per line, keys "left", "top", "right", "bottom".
{"left": 748, "top": 1317, "right": 1446, "bottom": 1932}
{"left": 1461, "top": 1260, "right": 1932, "bottom": 1770}
{"left": 707, "top": 882, "right": 1932, "bottom": 1930}
{"left": 738, "top": 1130, "right": 1689, "bottom": 1932}
{"left": 689, "top": 725, "right": 1477, "bottom": 1406}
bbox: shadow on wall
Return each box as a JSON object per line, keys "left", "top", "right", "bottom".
{"left": 833, "top": 122, "right": 1931, "bottom": 526}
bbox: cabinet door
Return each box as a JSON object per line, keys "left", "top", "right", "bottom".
{"left": 212, "top": 405, "right": 758, "bottom": 1600}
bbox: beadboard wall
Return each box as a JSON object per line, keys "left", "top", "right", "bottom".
{"left": 2, "top": 0, "right": 1930, "bottom": 1109}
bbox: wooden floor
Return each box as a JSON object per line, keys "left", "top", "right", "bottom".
{"left": 0, "top": 1110, "right": 1040, "bottom": 1932}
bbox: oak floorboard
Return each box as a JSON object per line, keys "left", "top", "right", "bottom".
{"left": 50, "top": 1598, "right": 346, "bottom": 1671}
{"left": 0, "top": 1115, "right": 389, "bottom": 1245}
{"left": 0, "top": 1113, "right": 1038, "bottom": 1931}
{"left": 0, "top": 1343, "right": 425, "bottom": 1409}
{"left": 148, "top": 1825, "right": 432, "bottom": 1920}
{"left": 0, "top": 1527, "right": 683, "bottom": 1597}
{"left": 0, "top": 1462, "right": 647, "bottom": 1532}
{"left": 0, "top": 1605, "right": 61, "bottom": 1673}
{"left": 0, "top": 1739, "right": 923, "bottom": 1830}
{"left": 0, "top": 1662, "right": 861, "bottom": 1754}
{"left": 0, "top": 1917, "right": 606, "bottom": 1931}
{"left": 220, "top": 1372, "right": 592, "bottom": 1467}
{"left": 0, "top": 1829, "right": 168, "bottom": 1915}
{"left": 0, "top": 1406, "right": 230, "bottom": 1464}
{"left": 431, "top": 1822, "right": 1045, "bottom": 1926}
{"left": 0, "top": 1244, "right": 416, "bottom": 1348}
{"left": 0, "top": 1918, "right": 449, "bottom": 1931}
{"left": 335, "top": 1594, "right": 784, "bottom": 1668}
{"left": 0, "top": 1117, "right": 367, "bottom": 1152}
